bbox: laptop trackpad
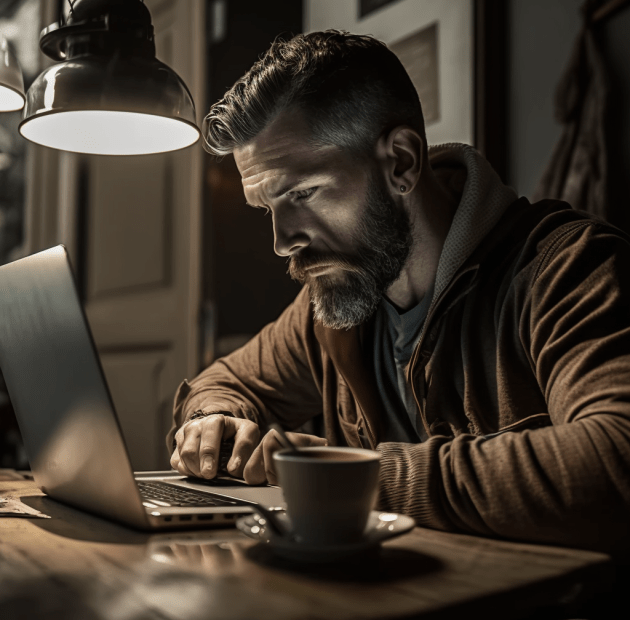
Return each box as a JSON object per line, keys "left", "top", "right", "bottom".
{"left": 174, "top": 476, "right": 286, "bottom": 507}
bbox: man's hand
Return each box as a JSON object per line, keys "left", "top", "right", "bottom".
{"left": 243, "top": 428, "right": 327, "bottom": 485}
{"left": 171, "top": 414, "right": 259, "bottom": 479}
{"left": 170, "top": 414, "right": 326, "bottom": 484}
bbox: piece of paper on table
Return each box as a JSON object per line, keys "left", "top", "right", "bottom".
{"left": 0, "top": 496, "right": 51, "bottom": 518}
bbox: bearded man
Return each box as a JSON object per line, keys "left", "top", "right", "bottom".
{"left": 167, "top": 30, "right": 630, "bottom": 555}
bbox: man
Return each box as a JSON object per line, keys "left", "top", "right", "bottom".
{"left": 168, "top": 31, "right": 630, "bottom": 555}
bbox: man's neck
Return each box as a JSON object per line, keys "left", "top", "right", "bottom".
{"left": 385, "top": 169, "right": 460, "bottom": 310}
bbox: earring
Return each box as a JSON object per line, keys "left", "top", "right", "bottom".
{"left": 400, "top": 185, "right": 407, "bottom": 193}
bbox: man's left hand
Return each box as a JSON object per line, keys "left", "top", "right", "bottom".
{"left": 243, "top": 429, "right": 327, "bottom": 485}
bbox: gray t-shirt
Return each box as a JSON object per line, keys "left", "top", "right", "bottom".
{"left": 366, "top": 284, "right": 434, "bottom": 442}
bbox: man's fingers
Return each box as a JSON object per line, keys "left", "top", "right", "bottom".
{"left": 261, "top": 431, "right": 285, "bottom": 485}
{"left": 172, "top": 427, "right": 187, "bottom": 472}
{"left": 197, "top": 415, "right": 226, "bottom": 478}
{"left": 286, "top": 431, "right": 328, "bottom": 448}
{"left": 174, "top": 417, "right": 325, "bottom": 484}
{"left": 243, "top": 440, "right": 268, "bottom": 485}
{"left": 177, "top": 422, "right": 203, "bottom": 477}
{"left": 227, "top": 418, "right": 260, "bottom": 478}
{"left": 175, "top": 414, "right": 261, "bottom": 480}
{"left": 170, "top": 450, "right": 194, "bottom": 477}
{"left": 243, "top": 429, "right": 327, "bottom": 486}
{"left": 243, "top": 429, "right": 328, "bottom": 486}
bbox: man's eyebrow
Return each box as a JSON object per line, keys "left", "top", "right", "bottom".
{"left": 245, "top": 178, "right": 316, "bottom": 208}
{"left": 271, "top": 179, "right": 312, "bottom": 199}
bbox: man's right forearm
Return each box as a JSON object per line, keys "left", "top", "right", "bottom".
{"left": 166, "top": 371, "right": 263, "bottom": 454}
{"left": 166, "top": 288, "right": 325, "bottom": 458}
{"left": 180, "top": 389, "right": 253, "bottom": 424}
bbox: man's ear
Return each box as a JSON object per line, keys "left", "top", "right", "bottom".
{"left": 375, "top": 126, "right": 425, "bottom": 195}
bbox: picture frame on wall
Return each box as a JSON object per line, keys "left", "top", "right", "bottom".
{"left": 304, "top": 0, "right": 507, "bottom": 180}
{"left": 359, "top": 0, "right": 402, "bottom": 19}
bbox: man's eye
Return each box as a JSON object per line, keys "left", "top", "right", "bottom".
{"left": 293, "top": 187, "right": 317, "bottom": 201}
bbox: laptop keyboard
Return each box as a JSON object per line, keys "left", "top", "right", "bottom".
{"left": 137, "top": 481, "right": 242, "bottom": 508}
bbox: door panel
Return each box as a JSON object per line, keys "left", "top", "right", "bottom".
{"left": 101, "top": 351, "right": 170, "bottom": 471}
{"left": 88, "top": 156, "right": 173, "bottom": 298}
{"left": 83, "top": 0, "right": 205, "bottom": 470}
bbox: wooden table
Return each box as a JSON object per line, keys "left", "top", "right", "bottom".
{"left": 0, "top": 471, "right": 615, "bottom": 620}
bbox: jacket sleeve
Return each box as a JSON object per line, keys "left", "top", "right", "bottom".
{"left": 166, "top": 286, "right": 324, "bottom": 453}
{"left": 376, "top": 222, "right": 630, "bottom": 555}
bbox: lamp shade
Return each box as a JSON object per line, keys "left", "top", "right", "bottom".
{"left": 19, "top": 0, "right": 200, "bottom": 155}
{"left": 20, "top": 54, "right": 199, "bottom": 155}
{"left": 0, "top": 36, "right": 25, "bottom": 112}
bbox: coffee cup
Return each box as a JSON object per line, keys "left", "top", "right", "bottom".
{"left": 272, "top": 446, "right": 380, "bottom": 546}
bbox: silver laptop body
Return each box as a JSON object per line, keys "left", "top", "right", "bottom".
{"left": 0, "top": 245, "right": 284, "bottom": 530}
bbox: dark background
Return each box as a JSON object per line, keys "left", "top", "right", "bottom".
{"left": 202, "top": 0, "right": 303, "bottom": 361}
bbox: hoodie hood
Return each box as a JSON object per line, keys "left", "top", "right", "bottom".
{"left": 428, "top": 143, "right": 519, "bottom": 307}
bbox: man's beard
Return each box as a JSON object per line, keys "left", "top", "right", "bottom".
{"left": 288, "top": 174, "right": 413, "bottom": 330}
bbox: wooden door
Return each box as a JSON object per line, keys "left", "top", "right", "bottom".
{"left": 83, "top": 0, "right": 205, "bottom": 470}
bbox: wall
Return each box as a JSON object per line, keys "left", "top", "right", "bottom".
{"left": 507, "top": 0, "right": 582, "bottom": 197}
{"left": 601, "top": 4, "right": 630, "bottom": 231}
{"left": 507, "top": 0, "right": 630, "bottom": 205}
{"left": 305, "top": 0, "right": 475, "bottom": 147}
{"left": 203, "top": 0, "right": 303, "bottom": 362}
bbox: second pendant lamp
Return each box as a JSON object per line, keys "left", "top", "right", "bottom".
{"left": 0, "top": 36, "right": 25, "bottom": 112}
{"left": 19, "top": 0, "right": 200, "bottom": 156}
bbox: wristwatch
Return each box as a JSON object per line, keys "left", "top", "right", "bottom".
{"left": 172, "top": 410, "right": 216, "bottom": 451}
{"left": 189, "top": 409, "right": 212, "bottom": 422}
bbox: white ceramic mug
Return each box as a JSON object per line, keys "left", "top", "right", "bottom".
{"left": 273, "top": 446, "right": 381, "bottom": 546}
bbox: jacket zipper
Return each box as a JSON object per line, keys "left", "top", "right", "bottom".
{"left": 407, "top": 222, "right": 591, "bottom": 437}
{"left": 407, "top": 299, "right": 443, "bottom": 437}
{"left": 357, "top": 421, "right": 372, "bottom": 449}
{"left": 407, "top": 268, "right": 479, "bottom": 437}
{"left": 338, "top": 370, "right": 377, "bottom": 449}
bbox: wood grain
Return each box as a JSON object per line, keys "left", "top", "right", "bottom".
{"left": 0, "top": 476, "right": 613, "bottom": 620}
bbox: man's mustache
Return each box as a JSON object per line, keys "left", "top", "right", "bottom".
{"left": 288, "top": 251, "right": 361, "bottom": 282}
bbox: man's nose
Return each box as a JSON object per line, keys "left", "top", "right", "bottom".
{"left": 272, "top": 207, "right": 311, "bottom": 257}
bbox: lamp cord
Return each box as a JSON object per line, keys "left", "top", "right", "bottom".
{"left": 59, "top": 0, "right": 74, "bottom": 27}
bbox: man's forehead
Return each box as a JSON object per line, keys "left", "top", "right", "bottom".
{"left": 233, "top": 109, "right": 338, "bottom": 183}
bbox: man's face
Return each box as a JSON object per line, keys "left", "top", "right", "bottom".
{"left": 234, "top": 110, "right": 412, "bottom": 329}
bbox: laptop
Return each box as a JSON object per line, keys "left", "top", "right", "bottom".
{"left": 0, "top": 245, "right": 285, "bottom": 530}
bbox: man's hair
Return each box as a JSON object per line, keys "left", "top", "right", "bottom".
{"left": 202, "top": 30, "right": 426, "bottom": 158}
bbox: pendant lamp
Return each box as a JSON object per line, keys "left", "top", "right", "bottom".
{"left": 0, "top": 36, "right": 25, "bottom": 112}
{"left": 19, "top": 0, "right": 200, "bottom": 155}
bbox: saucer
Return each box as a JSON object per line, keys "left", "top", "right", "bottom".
{"left": 236, "top": 510, "right": 415, "bottom": 563}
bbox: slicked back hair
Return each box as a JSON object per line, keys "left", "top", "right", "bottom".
{"left": 202, "top": 30, "right": 426, "bottom": 159}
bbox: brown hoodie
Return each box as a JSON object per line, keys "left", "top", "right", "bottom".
{"left": 168, "top": 144, "right": 630, "bottom": 556}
